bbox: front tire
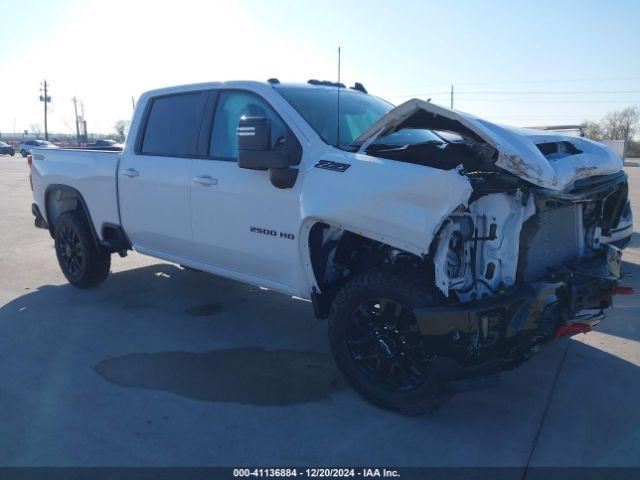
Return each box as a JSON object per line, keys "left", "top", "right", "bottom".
{"left": 328, "top": 267, "right": 445, "bottom": 415}
{"left": 54, "top": 210, "right": 111, "bottom": 288}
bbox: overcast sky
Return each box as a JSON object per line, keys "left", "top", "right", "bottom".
{"left": 1, "top": 0, "right": 639, "bottom": 135}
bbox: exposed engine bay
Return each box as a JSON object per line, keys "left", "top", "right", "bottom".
{"left": 432, "top": 172, "right": 628, "bottom": 303}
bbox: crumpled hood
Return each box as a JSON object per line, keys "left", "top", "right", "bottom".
{"left": 354, "top": 98, "right": 623, "bottom": 191}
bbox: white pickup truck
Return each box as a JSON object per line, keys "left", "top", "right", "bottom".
{"left": 29, "top": 79, "right": 631, "bottom": 414}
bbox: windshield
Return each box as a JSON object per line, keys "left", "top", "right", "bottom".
{"left": 275, "top": 86, "right": 392, "bottom": 149}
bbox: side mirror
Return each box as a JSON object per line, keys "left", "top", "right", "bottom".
{"left": 237, "top": 116, "right": 298, "bottom": 189}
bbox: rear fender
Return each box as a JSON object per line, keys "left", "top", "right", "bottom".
{"left": 44, "top": 184, "right": 100, "bottom": 248}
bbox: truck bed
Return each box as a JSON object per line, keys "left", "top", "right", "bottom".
{"left": 30, "top": 148, "right": 121, "bottom": 240}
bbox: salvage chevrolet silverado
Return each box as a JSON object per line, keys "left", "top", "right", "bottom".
{"left": 29, "top": 79, "right": 631, "bottom": 414}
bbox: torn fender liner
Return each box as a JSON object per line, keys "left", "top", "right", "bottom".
{"left": 354, "top": 99, "right": 622, "bottom": 191}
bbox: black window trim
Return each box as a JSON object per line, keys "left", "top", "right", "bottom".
{"left": 134, "top": 89, "right": 215, "bottom": 159}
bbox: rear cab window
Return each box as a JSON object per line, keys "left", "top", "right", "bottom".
{"left": 139, "top": 91, "right": 209, "bottom": 157}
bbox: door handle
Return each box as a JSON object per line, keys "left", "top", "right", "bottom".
{"left": 121, "top": 168, "right": 140, "bottom": 178}
{"left": 193, "top": 175, "right": 218, "bottom": 186}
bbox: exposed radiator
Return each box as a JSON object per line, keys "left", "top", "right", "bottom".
{"left": 523, "top": 204, "right": 584, "bottom": 281}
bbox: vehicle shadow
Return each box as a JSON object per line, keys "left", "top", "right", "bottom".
{"left": 0, "top": 263, "right": 346, "bottom": 408}
{"left": 94, "top": 347, "right": 346, "bottom": 406}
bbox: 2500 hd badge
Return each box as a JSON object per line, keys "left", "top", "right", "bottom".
{"left": 250, "top": 226, "right": 295, "bottom": 240}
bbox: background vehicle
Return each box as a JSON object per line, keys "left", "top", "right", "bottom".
{"left": 28, "top": 80, "right": 630, "bottom": 414}
{"left": 19, "top": 139, "right": 58, "bottom": 157}
{"left": 85, "top": 139, "right": 124, "bottom": 150}
{"left": 0, "top": 141, "right": 15, "bottom": 156}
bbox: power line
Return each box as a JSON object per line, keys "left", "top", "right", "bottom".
{"left": 456, "top": 89, "right": 640, "bottom": 95}
{"left": 378, "top": 75, "right": 640, "bottom": 91}
{"left": 450, "top": 99, "right": 640, "bottom": 104}
{"left": 387, "top": 89, "right": 640, "bottom": 99}
{"left": 387, "top": 94, "right": 640, "bottom": 103}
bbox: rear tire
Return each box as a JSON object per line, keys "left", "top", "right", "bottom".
{"left": 328, "top": 267, "right": 445, "bottom": 415}
{"left": 54, "top": 210, "right": 111, "bottom": 288}
{"left": 20, "top": 150, "right": 27, "bottom": 157}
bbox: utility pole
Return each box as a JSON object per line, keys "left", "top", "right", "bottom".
{"left": 72, "top": 97, "right": 81, "bottom": 145}
{"left": 450, "top": 84, "right": 454, "bottom": 109}
{"left": 131, "top": 96, "right": 136, "bottom": 110}
{"left": 80, "top": 101, "right": 88, "bottom": 144}
{"left": 336, "top": 46, "right": 341, "bottom": 148}
{"left": 39, "top": 80, "right": 51, "bottom": 140}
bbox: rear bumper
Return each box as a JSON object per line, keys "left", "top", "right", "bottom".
{"left": 414, "top": 244, "right": 623, "bottom": 379}
{"left": 31, "top": 203, "right": 48, "bottom": 230}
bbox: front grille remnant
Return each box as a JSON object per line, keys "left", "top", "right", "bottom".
{"left": 523, "top": 205, "right": 583, "bottom": 281}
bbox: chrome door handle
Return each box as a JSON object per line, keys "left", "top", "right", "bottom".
{"left": 193, "top": 175, "right": 218, "bottom": 186}
{"left": 121, "top": 168, "right": 140, "bottom": 178}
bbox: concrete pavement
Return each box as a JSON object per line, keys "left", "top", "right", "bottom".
{"left": 0, "top": 155, "right": 638, "bottom": 469}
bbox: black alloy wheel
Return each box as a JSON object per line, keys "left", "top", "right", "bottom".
{"left": 347, "top": 298, "right": 431, "bottom": 391}
{"left": 328, "top": 267, "right": 445, "bottom": 415}
{"left": 56, "top": 222, "right": 85, "bottom": 278}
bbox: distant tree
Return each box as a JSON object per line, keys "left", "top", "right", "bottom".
{"left": 29, "top": 124, "right": 43, "bottom": 139}
{"left": 627, "top": 139, "right": 640, "bottom": 158}
{"left": 583, "top": 120, "right": 603, "bottom": 141}
{"left": 113, "top": 120, "right": 131, "bottom": 143}
{"left": 601, "top": 107, "right": 639, "bottom": 156}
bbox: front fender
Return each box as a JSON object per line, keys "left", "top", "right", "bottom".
{"left": 298, "top": 150, "right": 473, "bottom": 289}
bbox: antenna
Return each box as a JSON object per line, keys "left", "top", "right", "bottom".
{"left": 336, "top": 46, "right": 341, "bottom": 148}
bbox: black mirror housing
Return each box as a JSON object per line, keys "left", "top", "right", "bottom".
{"left": 237, "top": 116, "right": 298, "bottom": 189}
{"left": 237, "top": 116, "right": 270, "bottom": 151}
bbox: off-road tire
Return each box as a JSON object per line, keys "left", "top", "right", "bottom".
{"left": 54, "top": 210, "right": 111, "bottom": 288}
{"left": 328, "top": 267, "right": 445, "bottom": 415}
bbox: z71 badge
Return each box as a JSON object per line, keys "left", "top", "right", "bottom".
{"left": 250, "top": 226, "right": 295, "bottom": 240}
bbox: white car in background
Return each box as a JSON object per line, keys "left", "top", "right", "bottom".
{"left": 19, "top": 140, "right": 58, "bottom": 157}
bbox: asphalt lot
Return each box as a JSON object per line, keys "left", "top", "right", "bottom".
{"left": 0, "top": 154, "right": 639, "bottom": 469}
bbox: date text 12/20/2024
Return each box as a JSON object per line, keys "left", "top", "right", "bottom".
{"left": 233, "top": 468, "right": 400, "bottom": 478}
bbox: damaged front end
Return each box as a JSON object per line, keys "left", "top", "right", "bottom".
{"left": 422, "top": 165, "right": 629, "bottom": 380}
{"left": 353, "top": 98, "right": 630, "bottom": 380}
{"left": 418, "top": 244, "right": 623, "bottom": 379}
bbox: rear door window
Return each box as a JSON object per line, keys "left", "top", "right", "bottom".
{"left": 140, "top": 91, "right": 208, "bottom": 156}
